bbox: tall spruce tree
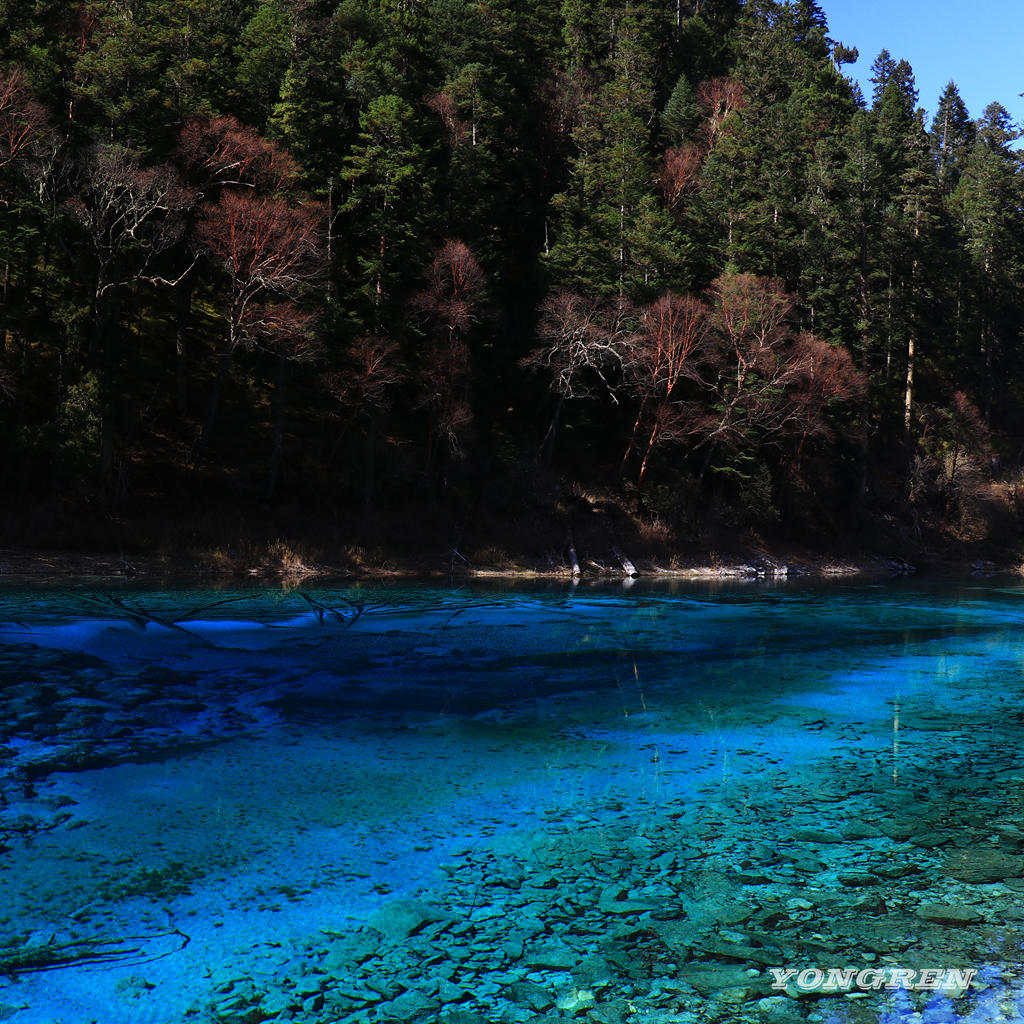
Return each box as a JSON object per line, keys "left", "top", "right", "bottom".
{"left": 930, "top": 82, "right": 974, "bottom": 190}
{"left": 340, "top": 93, "right": 435, "bottom": 327}
{"left": 950, "top": 103, "right": 1024, "bottom": 422}
{"left": 545, "top": 0, "right": 681, "bottom": 299}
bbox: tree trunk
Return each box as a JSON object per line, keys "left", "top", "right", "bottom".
{"left": 697, "top": 440, "right": 717, "bottom": 483}
{"left": 903, "top": 333, "right": 914, "bottom": 434}
{"left": 857, "top": 404, "right": 870, "bottom": 504}
{"left": 94, "top": 284, "right": 120, "bottom": 489}
{"left": 540, "top": 394, "right": 564, "bottom": 465}
{"left": 267, "top": 351, "right": 288, "bottom": 499}
{"left": 363, "top": 412, "right": 377, "bottom": 506}
{"left": 198, "top": 346, "right": 233, "bottom": 467}
{"left": 618, "top": 398, "right": 647, "bottom": 484}
{"left": 636, "top": 421, "right": 660, "bottom": 497}
{"left": 175, "top": 279, "right": 193, "bottom": 415}
{"left": 566, "top": 523, "right": 581, "bottom": 576}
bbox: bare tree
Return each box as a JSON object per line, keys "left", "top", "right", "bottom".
{"left": 327, "top": 334, "right": 407, "bottom": 505}
{"left": 177, "top": 114, "right": 297, "bottom": 194}
{"left": 622, "top": 291, "right": 711, "bottom": 490}
{"left": 66, "top": 143, "right": 194, "bottom": 302}
{"left": 696, "top": 77, "right": 747, "bottom": 149}
{"left": 660, "top": 142, "right": 704, "bottom": 213}
{"left": 0, "top": 67, "right": 49, "bottom": 176}
{"left": 689, "top": 274, "right": 865, "bottom": 486}
{"left": 413, "top": 239, "right": 484, "bottom": 461}
{"left": 63, "top": 143, "right": 194, "bottom": 481}
{"left": 195, "top": 190, "right": 325, "bottom": 474}
{"left": 521, "top": 290, "right": 624, "bottom": 463}
{"left": 197, "top": 192, "right": 324, "bottom": 351}
{"left": 786, "top": 333, "right": 866, "bottom": 462}
{"left": 330, "top": 335, "right": 406, "bottom": 414}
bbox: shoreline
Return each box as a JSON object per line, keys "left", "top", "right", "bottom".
{"left": 0, "top": 545, "right": 1011, "bottom": 584}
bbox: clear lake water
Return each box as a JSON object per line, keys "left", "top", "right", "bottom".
{"left": 0, "top": 578, "right": 1023, "bottom": 1023}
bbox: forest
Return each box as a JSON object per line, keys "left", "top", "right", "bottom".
{"left": 0, "top": 0, "right": 1021, "bottom": 569}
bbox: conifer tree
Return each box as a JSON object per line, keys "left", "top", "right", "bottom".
{"left": 930, "top": 81, "right": 974, "bottom": 190}
{"left": 950, "top": 103, "right": 1024, "bottom": 421}
{"left": 340, "top": 94, "right": 435, "bottom": 325}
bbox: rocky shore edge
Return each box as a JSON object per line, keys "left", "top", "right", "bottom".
{"left": 0, "top": 546, "right": 1010, "bottom": 583}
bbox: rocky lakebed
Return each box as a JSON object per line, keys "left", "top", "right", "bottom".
{"left": 0, "top": 582, "right": 1022, "bottom": 1024}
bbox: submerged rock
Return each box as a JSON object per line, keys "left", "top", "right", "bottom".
{"left": 837, "top": 872, "right": 878, "bottom": 888}
{"left": 377, "top": 989, "right": 440, "bottom": 1021}
{"left": 679, "top": 962, "right": 765, "bottom": 997}
{"left": 437, "top": 1012, "right": 488, "bottom": 1024}
{"left": 994, "top": 823, "right": 1024, "bottom": 850}
{"left": 506, "top": 980, "right": 555, "bottom": 1012}
{"left": 368, "top": 900, "right": 453, "bottom": 940}
{"left": 869, "top": 860, "right": 921, "bottom": 879}
{"left": 943, "top": 849, "right": 1024, "bottom": 883}
{"left": 916, "top": 903, "right": 985, "bottom": 926}
{"left": 555, "top": 987, "right": 596, "bottom": 1013}
{"left": 523, "top": 944, "right": 579, "bottom": 971}
{"left": 790, "top": 828, "right": 845, "bottom": 844}
{"left": 697, "top": 934, "right": 781, "bottom": 966}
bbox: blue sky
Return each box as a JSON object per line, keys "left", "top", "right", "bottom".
{"left": 821, "top": 0, "right": 1022, "bottom": 129}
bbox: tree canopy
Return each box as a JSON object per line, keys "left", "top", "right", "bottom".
{"left": 0, "top": 0, "right": 1021, "bottom": 559}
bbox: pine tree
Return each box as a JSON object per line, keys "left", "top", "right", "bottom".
{"left": 660, "top": 73, "right": 701, "bottom": 146}
{"left": 696, "top": 3, "right": 857, "bottom": 287}
{"left": 269, "top": 7, "right": 359, "bottom": 186}
{"left": 73, "top": 0, "right": 249, "bottom": 155}
{"left": 340, "top": 93, "right": 436, "bottom": 325}
{"left": 235, "top": 0, "right": 294, "bottom": 130}
{"left": 930, "top": 81, "right": 974, "bottom": 190}
{"left": 950, "top": 103, "right": 1024, "bottom": 421}
{"left": 868, "top": 49, "right": 896, "bottom": 108}
{"left": 545, "top": 0, "right": 681, "bottom": 299}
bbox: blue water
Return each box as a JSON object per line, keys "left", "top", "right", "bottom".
{"left": 1, "top": 580, "right": 1023, "bottom": 1022}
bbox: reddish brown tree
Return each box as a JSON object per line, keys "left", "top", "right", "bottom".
{"left": 330, "top": 335, "right": 406, "bottom": 414}
{"left": 178, "top": 114, "right": 297, "bottom": 193}
{"left": 413, "top": 240, "right": 484, "bottom": 461}
{"left": 417, "top": 239, "right": 484, "bottom": 337}
{"left": 655, "top": 78, "right": 744, "bottom": 218}
{"left": 660, "top": 143, "right": 704, "bottom": 213}
{"left": 195, "top": 190, "right": 325, "bottom": 477}
{"left": 696, "top": 77, "right": 747, "bottom": 149}
{"left": 622, "top": 292, "right": 712, "bottom": 490}
{"left": 173, "top": 116, "right": 300, "bottom": 415}
{"left": 691, "top": 274, "right": 865, "bottom": 485}
{"left": 0, "top": 68, "right": 49, "bottom": 174}
{"left": 711, "top": 272, "right": 792, "bottom": 363}
{"left": 197, "top": 192, "right": 324, "bottom": 352}
{"left": 425, "top": 92, "right": 469, "bottom": 148}
{"left": 327, "top": 334, "right": 407, "bottom": 505}
{"left": 914, "top": 391, "right": 992, "bottom": 530}
{"left": 691, "top": 274, "right": 805, "bottom": 460}
{"left": 787, "top": 333, "right": 866, "bottom": 459}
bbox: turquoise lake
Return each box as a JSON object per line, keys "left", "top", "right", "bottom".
{"left": 1, "top": 579, "right": 1024, "bottom": 1023}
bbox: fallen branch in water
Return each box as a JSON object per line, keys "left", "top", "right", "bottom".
{"left": 0, "top": 928, "right": 190, "bottom": 977}
{"left": 77, "top": 594, "right": 214, "bottom": 644}
{"left": 297, "top": 592, "right": 365, "bottom": 627}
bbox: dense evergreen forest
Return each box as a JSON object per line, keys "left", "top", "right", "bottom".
{"left": 0, "top": 0, "right": 1021, "bottom": 567}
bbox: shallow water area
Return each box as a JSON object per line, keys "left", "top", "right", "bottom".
{"left": 2, "top": 580, "right": 1024, "bottom": 1023}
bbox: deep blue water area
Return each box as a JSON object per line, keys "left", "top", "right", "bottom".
{"left": 1, "top": 579, "right": 1024, "bottom": 1023}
